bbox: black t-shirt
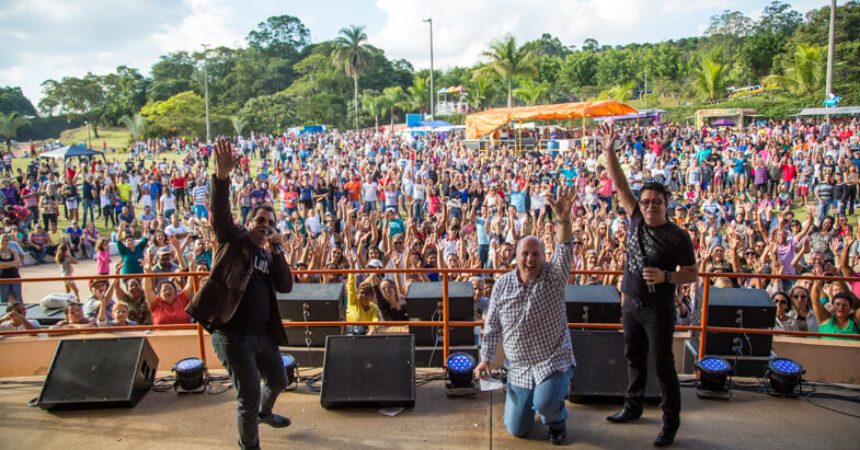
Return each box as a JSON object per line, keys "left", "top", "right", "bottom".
{"left": 217, "top": 247, "right": 273, "bottom": 335}
{"left": 622, "top": 207, "right": 696, "bottom": 304}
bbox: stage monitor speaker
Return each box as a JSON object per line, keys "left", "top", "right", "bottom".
{"left": 692, "top": 287, "right": 775, "bottom": 357}
{"left": 565, "top": 285, "right": 622, "bottom": 325}
{"left": 278, "top": 283, "right": 345, "bottom": 347}
{"left": 568, "top": 331, "right": 659, "bottom": 404}
{"left": 406, "top": 281, "right": 474, "bottom": 346}
{"left": 320, "top": 335, "right": 415, "bottom": 408}
{"left": 36, "top": 337, "right": 158, "bottom": 410}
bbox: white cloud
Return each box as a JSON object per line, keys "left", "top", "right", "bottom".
{"left": 149, "top": 0, "right": 246, "bottom": 54}
{"left": 369, "top": 0, "right": 725, "bottom": 70}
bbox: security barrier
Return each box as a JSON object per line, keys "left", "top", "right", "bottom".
{"left": 1, "top": 269, "right": 858, "bottom": 369}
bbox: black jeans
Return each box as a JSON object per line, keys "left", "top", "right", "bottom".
{"left": 212, "top": 332, "right": 287, "bottom": 450}
{"left": 622, "top": 297, "right": 680, "bottom": 425}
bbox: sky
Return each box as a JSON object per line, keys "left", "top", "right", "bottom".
{"left": 0, "top": 0, "right": 827, "bottom": 106}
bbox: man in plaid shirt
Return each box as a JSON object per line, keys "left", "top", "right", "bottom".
{"left": 475, "top": 185, "right": 576, "bottom": 445}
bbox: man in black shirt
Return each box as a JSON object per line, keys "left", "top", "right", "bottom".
{"left": 187, "top": 140, "right": 293, "bottom": 450}
{"left": 599, "top": 123, "right": 698, "bottom": 447}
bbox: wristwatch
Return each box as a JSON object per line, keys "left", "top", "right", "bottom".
{"left": 664, "top": 270, "right": 673, "bottom": 284}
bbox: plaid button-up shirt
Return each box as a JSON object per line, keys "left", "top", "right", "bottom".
{"left": 480, "top": 239, "right": 576, "bottom": 389}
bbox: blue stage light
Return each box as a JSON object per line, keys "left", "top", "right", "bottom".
{"left": 697, "top": 357, "right": 732, "bottom": 393}
{"left": 281, "top": 353, "right": 298, "bottom": 387}
{"left": 446, "top": 353, "right": 476, "bottom": 388}
{"left": 767, "top": 358, "right": 804, "bottom": 395}
{"left": 173, "top": 357, "right": 207, "bottom": 392}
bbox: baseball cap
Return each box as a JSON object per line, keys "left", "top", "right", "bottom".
{"left": 89, "top": 279, "right": 108, "bottom": 289}
{"left": 367, "top": 259, "right": 384, "bottom": 269}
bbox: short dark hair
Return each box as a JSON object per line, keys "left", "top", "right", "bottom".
{"left": 246, "top": 204, "right": 275, "bottom": 222}
{"left": 640, "top": 182, "right": 670, "bottom": 201}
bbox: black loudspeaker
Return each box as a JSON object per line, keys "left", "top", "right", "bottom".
{"left": 277, "top": 283, "right": 345, "bottom": 347}
{"left": 692, "top": 287, "right": 775, "bottom": 356}
{"left": 37, "top": 337, "right": 159, "bottom": 410}
{"left": 568, "top": 331, "right": 660, "bottom": 404}
{"left": 320, "top": 335, "right": 415, "bottom": 408}
{"left": 406, "top": 282, "right": 475, "bottom": 346}
{"left": 565, "top": 285, "right": 622, "bottom": 324}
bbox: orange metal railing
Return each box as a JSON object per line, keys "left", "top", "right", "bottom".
{"left": 1, "top": 269, "right": 858, "bottom": 368}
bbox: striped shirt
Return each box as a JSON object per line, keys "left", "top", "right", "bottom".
{"left": 192, "top": 185, "right": 209, "bottom": 206}
{"left": 480, "top": 239, "right": 576, "bottom": 389}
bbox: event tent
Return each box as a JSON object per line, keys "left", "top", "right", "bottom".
{"left": 795, "top": 106, "right": 860, "bottom": 116}
{"left": 39, "top": 145, "right": 105, "bottom": 161}
{"left": 465, "top": 100, "right": 637, "bottom": 139}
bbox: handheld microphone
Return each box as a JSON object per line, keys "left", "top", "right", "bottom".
{"left": 266, "top": 229, "right": 284, "bottom": 253}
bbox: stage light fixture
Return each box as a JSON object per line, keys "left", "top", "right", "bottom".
{"left": 696, "top": 357, "right": 732, "bottom": 397}
{"left": 173, "top": 357, "right": 207, "bottom": 393}
{"left": 445, "top": 352, "right": 477, "bottom": 396}
{"left": 281, "top": 353, "right": 299, "bottom": 388}
{"left": 766, "top": 358, "right": 804, "bottom": 395}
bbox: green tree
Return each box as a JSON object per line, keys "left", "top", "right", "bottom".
{"left": 246, "top": 15, "right": 311, "bottom": 57}
{"left": 361, "top": 93, "right": 384, "bottom": 129}
{"left": 534, "top": 33, "right": 572, "bottom": 58}
{"left": 331, "top": 25, "right": 375, "bottom": 129}
{"left": 140, "top": 91, "right": 206, "bottom": 137}
{"left": 513, "top": 79, "right": 549, "bottom": 105}
{"left": 736, "top": 31, "right": 783, "bottom": 83}
{"left": 693, "top": 57, "right": 731, "bottom": 103}
{"left": 764, "top": 44, "right": 825, "bottom": 97}
{"left": 0, "top": 112, "right": 29, "bottom": 151}
{"left": 480, "top": 34, "right": 538, "bottom": 107}
{"left": 231, "top": 116, "right": 249, "bottom": 136}
{"left": 383, "top": 86, "right": 409, "bottom": 128}
{"left": 0, "top": 86, "right": 38, "bottom": 116}
{"left": 595, "top": 48, "right": 637, "bottom": 87}
{"left": 239, "top": 91, "right": 298, "bottom": 133}
{"left": 757, "top": 1, "right": 802, "bottom": 35}
{"left": 119, "top": 113, "right": 146, "bottom": 142}
{"left": 582, "top": 38, "right": 600, "bottom": 52}
{"left": 102, "top": 66, "right": 149, "bottom": 125}
{"left": 598, "top": 81, "right": 636, "bottom": 101}
{"left": 39, "top": 73, "right": 107, "bottom": 136}
{"left": 560, "top": 51, "right": 599, "bottom": 91}
{"left": 149, "top": 51, "right": 196, "bottom": 102}
{"left": 405, "top": 75, "right": 430, "bottom": 114}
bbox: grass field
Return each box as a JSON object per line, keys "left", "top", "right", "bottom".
{"left": 58, "top": 126, "right": 132, "bottom": 151}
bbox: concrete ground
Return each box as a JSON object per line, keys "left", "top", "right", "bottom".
{"left": 17, "top": 257, "right": 102, "bottom": 302}
{"left": 1, "top": 368, "right": 859, "bottom": 450}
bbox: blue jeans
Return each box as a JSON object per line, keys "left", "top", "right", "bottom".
{"left": 504, "top": 367, "right": 573, "bottom": 437}
{"left": 0, "top": 282, "right": 23, "bottom": 303}
{"left": 816, "top": 200, "right": 832, "bottom": 223}
{"left": 81, "top": 198, "right": 95, "bottom": 226}
{"left": 211, "top": 332, "right": 287, "bottom": 450}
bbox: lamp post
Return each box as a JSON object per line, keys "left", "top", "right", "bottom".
{"left": 825, "top": 0, "right": 836, "bottom": 97}
{"left": 423, "top": 18, "right": 435, "bottom": 120}
{"left": 202, "top": 44, "right": 211, "bottom": 144}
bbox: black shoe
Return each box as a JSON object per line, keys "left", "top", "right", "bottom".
{"left": 606, "top": 406, "right": 642, "bottom": 423}
{"left": 653, "top": 425, "right": 678, "bottom": 447}
{"left": 548, "top": 424, "right": 566, "bottom": 445}
{"left": 259, "top": 413, "right": 291, "bottom": 428}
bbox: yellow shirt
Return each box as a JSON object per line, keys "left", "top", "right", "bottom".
{"left": 47, "top": 230, "right": 63, "bottom": 246}
{"left": 345, "top": 273, "right": 380, "bottom": 323}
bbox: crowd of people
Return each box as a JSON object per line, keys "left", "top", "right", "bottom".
{"left": 1, "top": 116, "right": 859, "bottom": 338}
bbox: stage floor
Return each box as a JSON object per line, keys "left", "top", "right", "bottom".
{"left": 1, "top": 369, "right": 858, "bottom": 449}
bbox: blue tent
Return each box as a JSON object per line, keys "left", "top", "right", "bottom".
{"left": 417, "top": 120, "right": 454, "bottom": 128}
{"left": 39, "top": 145, "right": 106, "bottom": 161}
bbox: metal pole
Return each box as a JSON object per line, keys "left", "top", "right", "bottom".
{"left": 424, "top": 18, "right": 435, "bottom": 120}
{"left": 697, "top": 275, "right": 711, "bottom": 361}
{"left": 643, "top": 68, "right": 648, "bottom": 108}
{"left": 202, "top": 44, "right": 211, "bottom": 144}
{"left": 825, "top": 0, "right": 836, "bottom": 97}
{"left": 442, "top": 272, "right": 450, "bottom": 363}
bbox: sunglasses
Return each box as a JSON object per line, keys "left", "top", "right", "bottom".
{"left": 639, "top": 199, "right": 664, "bottom": 207}
{"left": 791, "top": 294, "right": 808, "bottom": 299}
{"left": 774, "top": 299, "right": 788, "bottom": 305}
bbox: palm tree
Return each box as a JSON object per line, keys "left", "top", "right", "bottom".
{"left": 764, "top": 44, "right": 825, "bottom": 97}
{"left": 231, "top": 116, "right": 249, "bottom": 137}
{"left": 693, "top": 57, "right": 730, "bottom": 104}
{"left": 331, "top": 25, "right": 375, "bottom": 129}
{"left": 598, "top": 81, "right": 636, "bottom": 102}
{"left": 361, "top": 93, "right": 384, "bottom": 130}
{"left": 119, "top": 113, "right": 146, "bottom": 142}
{"left": 406, "top": 76, "right": 430, "bottom": 115}
{"left": 481, "top": 35, "right": 538, "bottom": 107}
{"left": 513, "top": 79, "right": 550, "bottom": 105}
{"left": 383, "top": 86, "right": 409, "bottom": 129}
{"left": 0, "top": 112, "right": 29, "bottom": 153}
{"left": 466, "top": 75, "right": 495, "bottom": 111}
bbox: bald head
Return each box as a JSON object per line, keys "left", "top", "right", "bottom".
{"left": 516, "top": 235, "right": 546, "bottom": 282}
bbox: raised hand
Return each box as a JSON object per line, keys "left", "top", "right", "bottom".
{"left": 213, "top": 139, "right": 238, "bottom": 180}
{"left": 597, "top": 122, "right": 617, "bottom": 153}
{"left": 546, "top": 185, "right": 575, "bottom": 222}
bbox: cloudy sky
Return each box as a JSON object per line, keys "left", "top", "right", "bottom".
{"left": 0, "top": 0, "right": 826, "bottom": 105}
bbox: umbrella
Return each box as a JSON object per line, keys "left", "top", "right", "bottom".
{"left": 712, "top": 119, "right": 736, "bottom": 127}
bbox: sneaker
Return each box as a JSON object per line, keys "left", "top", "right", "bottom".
{"left": 259, "top": 413, "right": 291, "bottom": 428}
{"left": 548, "top": 424, "right": 566, "bottom": 445}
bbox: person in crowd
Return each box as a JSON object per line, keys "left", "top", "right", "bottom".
{"left": 55, "top": 242, "right": 78, "bottom": 299}
{"left": 27, "top": 223, "right": 49, "bottom": 264}
{"left": 0, "top": 301, "right": 39, "bottom": 331}
{"left": 83, "top": 278, "right": 115, "bottom": 322}
{"left": 50, "top": 302, "right": 95, "bottom": 329}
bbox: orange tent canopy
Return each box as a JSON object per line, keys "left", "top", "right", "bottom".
{"left": 465, "top": 100, "right": 637, "bottom": 139}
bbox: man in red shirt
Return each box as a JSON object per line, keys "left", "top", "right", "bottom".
{"left": 345, "top": 176, "right": 362, "bottom": 209}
